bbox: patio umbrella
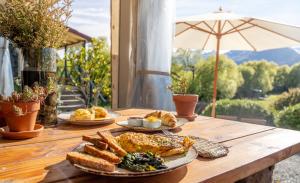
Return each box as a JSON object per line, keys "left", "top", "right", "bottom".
{"left": 174, "top": 8, "right": 300, "bottom": 117}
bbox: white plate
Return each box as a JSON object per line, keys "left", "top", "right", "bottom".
{"left": 71, "top": 142, "right": 198, "bottom": 177}
{"left": 116, "top": 118, "right": 188, "bottom": 132}
{"left": 58, "top": 112, "right": 120, "bottom": 126}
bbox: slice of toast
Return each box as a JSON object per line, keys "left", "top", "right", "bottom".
{"left": 97, "top": 131, "right": 127, "bottom": 157}
{"left": 82, "top": 135, "right": 108, "bottom": 150}
{"left": 84, "top": 145, "right": 121, "bottom": 164}
{"left": 66, "top": 152, "right": 115, "bottom": 172}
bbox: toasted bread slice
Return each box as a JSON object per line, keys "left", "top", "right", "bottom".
{"left": 66, "top": 152, "right": 115, "bottom": 172}
{"left": 82, "top": 135, "right": 108, "bottom": 150}
{"left": 97, "top": 131, "right": 127, "bottom": 157}
{"left": 84, "top": 145, "right": 121, "bottom": 164}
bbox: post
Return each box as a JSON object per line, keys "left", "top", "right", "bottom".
{"left": 110, "top": 0, "right": 120, "bottom": 109}
{"left": 211, "top": 20, "right": 221, "bottom": 117}
{"left": 64, "top": 45, "right": 67, "bottom": 83}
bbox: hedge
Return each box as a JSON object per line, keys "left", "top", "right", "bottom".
{"left": 273, "top": 88, "right": 300, "bottom": 110}
{"left": 202, "top": 99, "right": 274, "bottom": 123}
{"left": 276, "top": 103, "right": 300, "bottom": 130}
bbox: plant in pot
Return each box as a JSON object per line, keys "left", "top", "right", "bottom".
{"left": 0, "top": 0, "right": 72, "bottom": 126}
{"left": 168, "top": 77, "right": 199, "bottom": 120}
{"left": 0, "top": 84, "right": 53, "bottom": 132}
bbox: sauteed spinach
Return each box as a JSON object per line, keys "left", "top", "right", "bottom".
{"left": 119, "top": 152, "right": 167, "bottom": 172}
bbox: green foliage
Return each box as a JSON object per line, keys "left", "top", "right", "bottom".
{"left": 0, "top": 0, "right": 72, "bottom": 48}
{"left": 237, "top": 60, "right": 278, "bottom": 97}
{"left": 273, "top": 65, "right": 290, "bottom": 92}
{"left": 276, "top": 103, "right": 300, "bottom": 130}
{"left": 287, "top": 63, "right": 300, "bottom": 88}
{"left": 202, "top": 99, "right": 274, "bottom": 122}
{"left": 273, "top": 88, "right": 300, "bottom": 110}
{"left": 59, "top": 38, "right": 111, "bottom": 106}
{"left": 194, "top": 55, "right": 243, "bottom": 102}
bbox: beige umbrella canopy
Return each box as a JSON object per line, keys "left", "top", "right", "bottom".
{"left": 174, "top": 8, "right": 300, "bottom": 117}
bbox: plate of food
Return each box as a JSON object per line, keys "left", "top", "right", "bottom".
{"left": 58, "top": 107, "right": 120, "bottom": 126}
{"left": 66, "top": 131, "right": 198, "bottom": 177}
{"left": 116, "top": 111, "right": 188, "bottom": 131}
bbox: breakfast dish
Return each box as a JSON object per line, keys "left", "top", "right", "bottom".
{"left": 58, "top": 107, "right": 120, "bottom": 126}
{"left": 116, "top": 132, "right": 194, "bottom": 157}
{"left": 66, "top": 130, "right": 198, "bottom": 177}
{"left": 116, "top": 111, "right": 187, "bottom": 131}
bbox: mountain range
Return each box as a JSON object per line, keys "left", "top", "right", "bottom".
{"left": 203, "top": 48, "right": 300, "bottom": 66}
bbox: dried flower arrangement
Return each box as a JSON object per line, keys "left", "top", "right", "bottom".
{"left": 0, "top": 0, "right": 72, "bottom": 48}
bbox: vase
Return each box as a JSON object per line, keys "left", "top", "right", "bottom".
{"left": 173, "top": 94, "right": 198, "bottom": 117}
{"left": 21, "top": 48, "right": 58, "bottom": 127}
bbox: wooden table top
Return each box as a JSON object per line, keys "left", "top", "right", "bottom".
{"left": 0, "top": 108, "right": 300, "bottom": 183}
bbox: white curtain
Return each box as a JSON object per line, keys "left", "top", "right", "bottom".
{"left": 0, "top": 38, "right": 14, "bottom": 96}
{"left": 130, "top": 0, "right": 175, "bottom": 110}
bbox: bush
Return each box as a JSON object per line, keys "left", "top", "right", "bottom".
{"left": 276, "top": 103, "right": 300, "bottom": 130}
{"left": 273, "top": 88, "right": 300, "bottom": 110}
{"left": 202, "top": 99, "right": 274, "bottom": 123}
{"left": 288, "top": 63, "right": 300, "bottom": 88}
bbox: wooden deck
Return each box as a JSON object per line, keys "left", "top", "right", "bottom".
{"left": 0, "top": 108, "right": 300, "bottom": 183}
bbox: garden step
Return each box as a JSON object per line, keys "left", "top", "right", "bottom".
{"left": 59, "top": 99, "right": 85, "bottom": 105}
{"left": 60, "top": 94, "right": 83, "bottom": 100}
{"left": 58, "top": 104, "right": 86, "bottom": 112}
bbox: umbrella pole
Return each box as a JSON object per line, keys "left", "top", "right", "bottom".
{"left": 211, "top": 21, "right": 221, "bottom": 117}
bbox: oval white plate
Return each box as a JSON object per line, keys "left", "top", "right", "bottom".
{"left": 71, "top": 142, "right": 198, "bottom": 177}
{"left": 116, "top": 118, "right": 188, "bottom": 132}
{"left": 58, "top": 111, "right": 120, "bottom": 126}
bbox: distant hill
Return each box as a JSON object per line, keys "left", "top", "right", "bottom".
{"left": 225, "top": 48, "right": 300, "bottom": 66}
{"left": 201, "top": 48, "right": 300, "bottom": 65}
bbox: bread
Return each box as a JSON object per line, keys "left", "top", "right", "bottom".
{"left": 66, "top": 152, "right": 115, "bottom": 172}
{"left": 161, "top": 113, "right": 177, "bottom": 127}
{"left": 97, "top": 131, "right": 127, "bottom": 157}
{"left": 70, "top": 109, "right": 95, "bottom": 121}
{"left": 84, "top": 145, "right": 121, "bottom": 164}
{"left": 82, "top": 135, "right": 108, "bottom": 150}
{"left": 91, "top": 106, "right": 109, "bottom": 118}
{"left": 144, "top": 111, "right": 162, "bottom": 118}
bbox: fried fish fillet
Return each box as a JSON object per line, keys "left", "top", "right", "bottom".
{"left": 116, "top": 132, "right": 193, "bottom": 157}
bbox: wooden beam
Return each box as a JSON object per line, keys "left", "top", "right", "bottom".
{"left": 110, "top": 0, "right": 120, "bottom": 109}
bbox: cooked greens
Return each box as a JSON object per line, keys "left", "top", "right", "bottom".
{"left": 119, "top": 152, "right": 167, "bottom": 172}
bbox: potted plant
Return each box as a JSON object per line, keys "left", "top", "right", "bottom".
{"left": 168, "top": 77, "right": 198, "bottom": 118}
{"left": 0, "top": 84, "right": 53, "bottom": 132}
{"left": 0, "top": 0, "right": 72, "bottom": 126}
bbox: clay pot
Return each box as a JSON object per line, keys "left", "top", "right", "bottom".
{"left": 0, "top": 101, "right": 40, "bottom": 132}
{"left": 173, "top": 94, "right": 198, "bottom": 117}
{"left": 0, "top": 111, "right": 6, "bottom": 127}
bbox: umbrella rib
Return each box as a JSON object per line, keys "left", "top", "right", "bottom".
{"left": 240, "top": 20, "right": 300, "bottom": 43}
{"left": 202, "top": 21, "right": 217, "bottom": 34}
{"left": 220, "top": 20, "right": 228, "bottom": 32}
{"left": 175, "top": 22, "right": 203, "bottom": 37}
{"left": 183, "top": 22, "right": 216, "bottom": 35}
{"left": 222, "top": 19, "right": 254, "bottom": 35}
{"left": 202, "top": 21, "right": 217, "bottom": 50}
{"left": 224, "top": 25, "right": 256, "bottom": 35}
{"left": 227, "top": 21, "right": 257, "bottom": 51}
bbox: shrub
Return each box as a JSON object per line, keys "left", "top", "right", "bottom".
{"left": 273, "top": 88, "right": 300, "bottom": 110}
{"left": 288, "top": 63, "right": 300, "bottom": 88}
{"left": 202, "top": 99, "right": 274, "bottom": 123}
{"left": 276, "top": 103, "right": 300, "bottom": 130}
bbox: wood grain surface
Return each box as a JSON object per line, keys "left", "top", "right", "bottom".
{"left": 0, "top": 108, "right": 299, "bottom": 183}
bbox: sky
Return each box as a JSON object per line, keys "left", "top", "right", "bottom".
{"left": 68, "top": 0, "right": 300, "bottom": 38}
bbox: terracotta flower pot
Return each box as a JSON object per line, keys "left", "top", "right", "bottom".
{"left": 173, "top": 94, "right": 198, "bottom": 117}
{"left": 0, "top": 101, "right": 40, "bottom": 132}
{"left": 0, "top": 111, "right": 5, "bottom": 127}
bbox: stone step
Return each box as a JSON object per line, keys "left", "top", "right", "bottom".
{"left": 60, "top": 94, "right": 83, "bottom": 100}
{"left": 58, "top": 104, "right": 86, "bottom": 112}
{"left": 59, "top": 99, "right": 85, "bottom": 105}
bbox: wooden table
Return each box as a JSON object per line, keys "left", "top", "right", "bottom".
{"left": 0, "top": 108, "right": 300, "bottom": 183}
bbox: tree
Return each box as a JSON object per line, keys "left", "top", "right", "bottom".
{"left": 61, "top": 38, "right": 111, "bottom": 106}
{"left": 273, "top": 65, "right": 290, "bottom": 92}
{"left": 287, "top": 63, "right": 300, "bottom": 88}
{"left": 194, "top": 55, "right": 243, "bottom": 102}
{"left": 237, "top": 60, "right": 278, "bottom": 97}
